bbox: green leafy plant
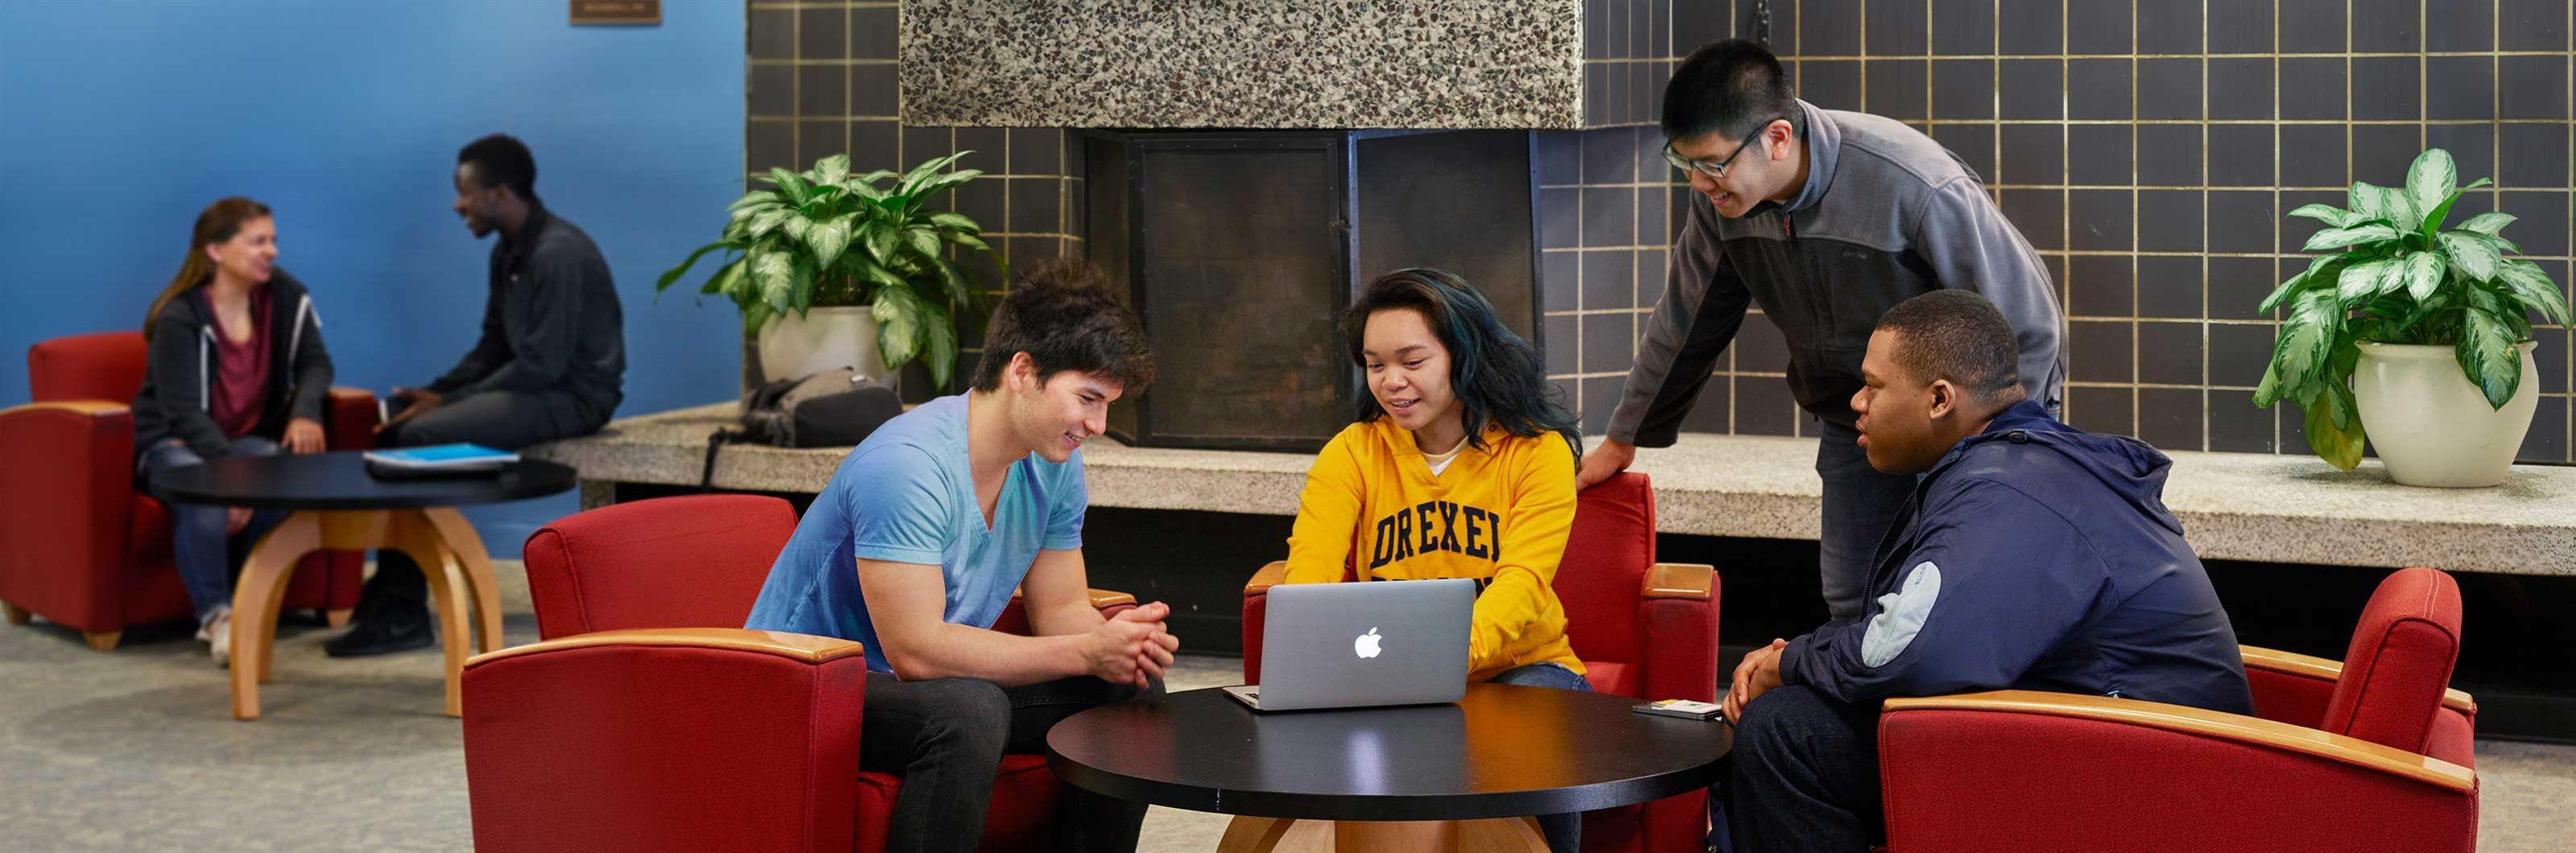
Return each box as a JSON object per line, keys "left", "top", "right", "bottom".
{"left": 2255, "top": 148, "right": 2571, "bottom": 469}
{"left": 656, "top": 151, "right": 998, "bottom": 387}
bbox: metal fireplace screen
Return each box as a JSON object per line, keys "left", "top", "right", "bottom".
{"left": 1088, "top": 130, "right": 1538, "bottom": 451}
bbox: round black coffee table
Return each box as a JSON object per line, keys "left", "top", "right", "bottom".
{"left": 1046, "top": 682, "right": 1730, "bottom": 851}
{"left": 151, "top": 451, "right": 576, "bottom": 720}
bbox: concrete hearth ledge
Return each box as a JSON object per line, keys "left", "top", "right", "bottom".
{"left": 527, "top": 403, "right": 2576, "bottom": 577}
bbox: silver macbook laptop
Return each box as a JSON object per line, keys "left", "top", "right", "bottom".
{"left": 1224, "top": 578, "right": 1475, "bottom": 711}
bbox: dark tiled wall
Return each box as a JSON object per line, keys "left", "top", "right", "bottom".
{"left": 1549, "top": 0, "right": 2575, "bottom": 464}
{"left": 1543, "top": 1, "right": 1796, "bottom": 438}
{"left": 1587, "top": 0, "right": 1683, "bottom": 127}
{"left": 746, "top": 1, "right": 1084, "bottom": 388}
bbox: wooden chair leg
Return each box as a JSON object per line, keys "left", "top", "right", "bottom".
{"left": 324, "top": 608, "right": 354, "bottom": 628}
{"left": 2, "top": 600, "right": 29, "bottom": 625}
{"left": 83, "top": 630, "right": 122, "bottom": 652}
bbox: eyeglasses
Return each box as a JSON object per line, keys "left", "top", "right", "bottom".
{"left": 1662, "top": 117, "right": 1787, "bottom": 179}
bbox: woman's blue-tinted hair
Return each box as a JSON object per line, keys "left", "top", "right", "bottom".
{"left": 1342, "top": 268, "right": 1583, "bottom": 459}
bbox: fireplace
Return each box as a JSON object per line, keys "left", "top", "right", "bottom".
{"left": 1087, "top": 130, "right": 1542, "bottom": 451}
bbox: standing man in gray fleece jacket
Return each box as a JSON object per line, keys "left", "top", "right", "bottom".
{"left": 1577, "top": 40, "right": 2065, "bottom": 621}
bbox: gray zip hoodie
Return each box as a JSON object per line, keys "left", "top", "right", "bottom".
{"left": 132, "top": 270, "right": 333, "bottom": 462}
{"left": 1608, "top": 100, "right": 2066, "bottom": 444}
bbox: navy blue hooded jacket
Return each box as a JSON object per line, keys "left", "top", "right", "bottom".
{"left": 1779, "top": 400, "right": 2254, "bottom": 715}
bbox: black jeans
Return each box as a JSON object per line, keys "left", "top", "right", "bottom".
{"left": 861, "top": 673, "right": 1157, "bottom": 853}
{"left": 1813, "top": 422, "right": 1916, "bottom": 622}
{"left": 356, "top": 389, "right": 605, "bottom": 621}
{"left": 1722, "top": 686, "right": 1884, "bottom": 853}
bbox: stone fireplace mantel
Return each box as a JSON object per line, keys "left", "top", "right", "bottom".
{"left": 528, "top": 403, "right": 2576, "bottom": 576}
{"left": 898, "top": 1, "right": 1584, "bottom": 129}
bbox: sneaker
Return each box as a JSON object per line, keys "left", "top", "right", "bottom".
{"left": 201, "top": 607, "right": 233, "bottom": 668}
{"left": 323, "top": 611, "right": 434, "bottom": 658}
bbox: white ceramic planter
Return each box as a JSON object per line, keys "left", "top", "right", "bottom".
{"left": 2351, "top": 341, "right": 2540, "bottom": 488}
{"left": 756, "top": 305, "right": 894, "bottom": 387}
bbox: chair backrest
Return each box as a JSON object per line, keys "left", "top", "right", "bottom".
{"left": 1551, "top": 472, "right": 1655, "bottom": 668}
{"left": 520, "top": 495, "right": 799, "bottom": 640}
{"left": 29, "top": 331, "right": 148, "bottom": 402}
{"left": 2319, "top": 567, "right": 2464, "bottom": 754}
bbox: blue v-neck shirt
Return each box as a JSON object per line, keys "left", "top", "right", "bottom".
{"left": 744, "top": 394, "right": 1088, "bottom": 673}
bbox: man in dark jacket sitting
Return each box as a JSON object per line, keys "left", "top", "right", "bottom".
{"left": 1716, "top": 289, "right": 2252, "bottom": 853}
{"left": 326, "top": 134, "right": 625, "bottom": 657}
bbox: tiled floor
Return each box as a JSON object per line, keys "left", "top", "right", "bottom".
{"left": 0, "top": 560, "right": 2567, "bottom": 851}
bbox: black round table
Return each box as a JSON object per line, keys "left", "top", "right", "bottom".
{"left": 1047, "top": 682, "right": 1730, "bottom": 851}
{"left": 149, "top": 451, "right": 576, "bottom": 720}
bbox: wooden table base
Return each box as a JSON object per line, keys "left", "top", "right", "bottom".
{"left": 228, "top": 507, "right": 502, "bottom": 720}
{"left": 1217, "top": 815, "right": 1548, "bottom": 853}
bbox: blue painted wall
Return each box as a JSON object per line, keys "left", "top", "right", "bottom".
{"left": 0, "top": 0, "right": 746, "bottom": 554}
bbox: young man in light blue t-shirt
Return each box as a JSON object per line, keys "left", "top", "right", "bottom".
{"left": 744, "top": 259, "right": 1172, "bottom": 853}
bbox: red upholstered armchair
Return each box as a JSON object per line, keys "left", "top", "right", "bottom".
{"left": 0, "top": 331, "right": 372, "bottom": 649}
{"left": 1877, "top": 567, "right": 2477, "bottom": 853}
{"left": 462, "top": 494, "right": 1141, "bottom": 853}
{"left": 1241, "top": 472, "right": 1720, "bottom": 853}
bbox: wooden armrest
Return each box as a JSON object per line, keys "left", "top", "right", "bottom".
{"left": 1087, "top": 588, "right": 1136, "bottom": 609}
{"left": 2239, "top": 644, "right": 2477, "bottom": 715}
{"left": 1643, "top": 562, "right": 1715, "bottom": 600}
{"left": 1884, "top": 690, "right": 2476, "bottom": 793}
{"left": 465, "top": 628, "right": 866, "bottom": 669}
{"left": 0, "top": 399, "right": 130, "bottom": 418}
{"left": 1244, "top": 559, "right": 1290, "bottom": 595}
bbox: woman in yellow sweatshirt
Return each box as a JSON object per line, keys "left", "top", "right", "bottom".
{"left": 1283, "top": 267, "right": 1590, "bottom": 850}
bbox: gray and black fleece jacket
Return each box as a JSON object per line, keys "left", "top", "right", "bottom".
{"left": 132, "top": 271, "right": 334, "bottom": 462}
{"left": 423, "top": 204, "right": 625, "bottom": 419}
{"left": 1608, "top": 100, "right": 2066, "bottom": 444}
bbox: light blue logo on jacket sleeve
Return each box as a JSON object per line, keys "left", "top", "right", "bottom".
{"left": 1861, "top": 561, "right": 1942, "bottom": 667}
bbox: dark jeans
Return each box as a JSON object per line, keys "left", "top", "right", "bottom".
{"left": 861, "top": 673, "right": 1157, "bottom": 853}
{"left": 1723, "top": 686, "right": 1884, "bottom": 853}
{"left": 142, "top": 437, "right": 287, "bottom": 619}
{"left": 357, "top": 389, "right": 605, "bottom": 622}
{"left": 1813, "top": 422, "right": 1915, "bottom": 622}
{"left": 1488, "top": 661, "right": 1590, "bottom": 853}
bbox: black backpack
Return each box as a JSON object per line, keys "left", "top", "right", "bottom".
{"left": 701, "top": 369, "right": 903, "bottom": 487}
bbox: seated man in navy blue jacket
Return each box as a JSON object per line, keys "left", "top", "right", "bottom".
{"left": 1716, "top": 289, "right": 2253, "bottom": 853}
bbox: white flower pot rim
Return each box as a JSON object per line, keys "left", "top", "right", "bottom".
{"left": 2355, "top": 340, "right": 2539, "bottom": 355}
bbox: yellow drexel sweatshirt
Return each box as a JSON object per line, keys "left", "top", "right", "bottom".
{"left": 1284, "top": 417, "right": 1583, "bottom": 681}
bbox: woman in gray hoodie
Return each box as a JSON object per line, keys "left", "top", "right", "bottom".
{"left": 131, "top": 197, "right": 335, "bottom": 665}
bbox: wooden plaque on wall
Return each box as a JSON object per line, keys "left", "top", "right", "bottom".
{"left": 570, "top": 0, "right": 659, "bottom": 25}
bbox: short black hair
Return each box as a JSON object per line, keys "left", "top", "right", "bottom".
{"left": 458, "top": 134, "right": 538, "bottom": 202}
{"left": 1874, "top": 290, "right": 2025, "bottom": 402}
{"left": 1662, "top": 39, "right": 1800, "bottom": 142}
{"left": 968, "top": 258, "right": 1154, "bottom": 393}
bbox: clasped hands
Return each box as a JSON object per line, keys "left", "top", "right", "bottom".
{"left": 1722, "top": 637, "right": 1788, "bottom": 723}
{"left": 1085, "top": 601, "right": 1182, "bottom": 688}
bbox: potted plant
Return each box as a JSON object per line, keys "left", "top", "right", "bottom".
{"left": 2255, "top": 148, "right": 2570, "bottom": 487}
{"left": 657, "top": 151, "right": 998, "bottom": 389}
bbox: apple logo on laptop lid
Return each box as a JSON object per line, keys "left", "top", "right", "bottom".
{"left": 1354, "top": 627, "right": 1382, "bottom": 659}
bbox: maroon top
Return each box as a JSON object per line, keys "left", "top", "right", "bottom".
{"left": 207, "top": 285, "right": 272, "bottom": 439}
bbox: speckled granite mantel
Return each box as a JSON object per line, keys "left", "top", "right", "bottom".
{"left": 528, "top": 403, "right": 2576, "bottom": 577}
{"left": 898, "top": 1, "right": 1585, "bottom": 129}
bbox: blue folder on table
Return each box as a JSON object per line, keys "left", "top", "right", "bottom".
{"left": 362, "top": 443, "right": 520, "bottom": 472}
